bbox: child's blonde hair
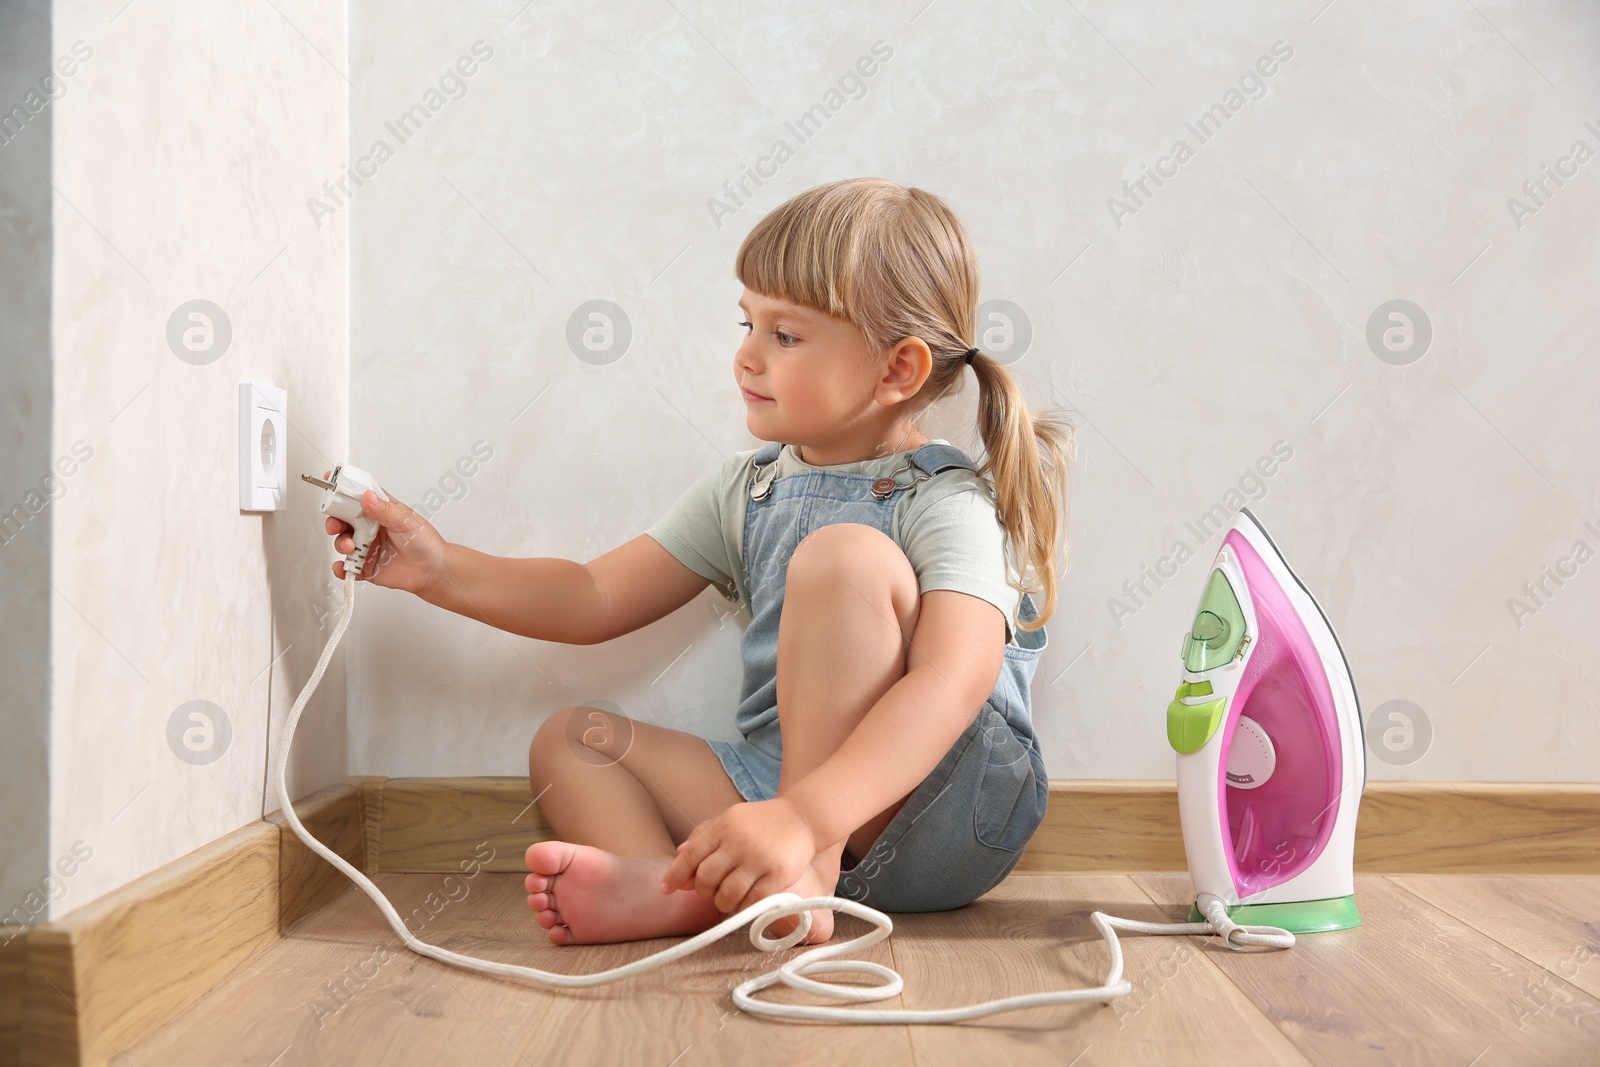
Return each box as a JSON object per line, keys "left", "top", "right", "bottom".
{"left": 734, "top": 177, "right": 1074, "bottom": 632}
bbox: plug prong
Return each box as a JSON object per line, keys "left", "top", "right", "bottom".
{"left": 301, "top": 474, "right": 335, "bottom": 490}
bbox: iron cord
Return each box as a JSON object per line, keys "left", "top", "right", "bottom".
{"left": 273, "top": 573, "right": 1294, "bottom": 1024}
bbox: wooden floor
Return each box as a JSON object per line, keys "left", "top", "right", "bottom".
{"left": 121, "top": 871, "right": 1600, "bottom": 1066}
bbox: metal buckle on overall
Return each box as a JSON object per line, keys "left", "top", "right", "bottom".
{"left": 868, "top": 459, "right": 933, "bottom": 500}
{"left": 749, "top": 457, "right": 778, "bottom": 502}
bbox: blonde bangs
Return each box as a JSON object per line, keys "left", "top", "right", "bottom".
{"left": 734, "top": 180, "right": 884, "bottom": 330}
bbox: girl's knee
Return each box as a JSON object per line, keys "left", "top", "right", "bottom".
{"left": 791, "top": 523, "right": 906, "bottom": 576}
{"left": 786, "top": 524, "right": 918, "bottom": 613}
{"left": 529, "top": 705, "right": 591, "bottom": 773}
{"left": 532, "top": 705, "right": 636, "bottom": 775}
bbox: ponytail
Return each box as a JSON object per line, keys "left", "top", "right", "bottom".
{"left": 968, "top": 353, "right": 1074, "bottom": 632}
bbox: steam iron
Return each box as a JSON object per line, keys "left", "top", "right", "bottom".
{"left": 1168, "top": 508, "right": 1365, "bottom": 933}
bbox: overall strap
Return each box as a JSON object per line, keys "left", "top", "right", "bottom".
{"left": 858, "top": 442, "right": 985, "bottom": 502}
{"left": 908, "top": 442, "right": 977, "bottom": 477}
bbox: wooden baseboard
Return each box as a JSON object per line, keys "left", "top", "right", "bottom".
{"left": 8, "top": 776, "right": 1596, "bottom": 1066}
{"left": 15, "top": 783, "right": 363, "bottom": 1067}
{"left": 370, "top": 776, "right": 552, "bottom": 873}
{"left": 1, "top": 925, "right": 25, "bottom": 1067}
{"left": 365, "top": 777, "right": 1600, "bottom": 878}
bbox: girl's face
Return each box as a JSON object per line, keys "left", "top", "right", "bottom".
{"left": 734, "top": 288, "right": 931, "bottom": 462}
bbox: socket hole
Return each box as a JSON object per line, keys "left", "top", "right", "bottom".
{"left": 260, "top": 419, "right": 277, "bottom": 480}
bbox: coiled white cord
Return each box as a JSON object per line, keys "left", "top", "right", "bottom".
{"left": 273, "top": 573, "right": 1294, "bottom": 1023}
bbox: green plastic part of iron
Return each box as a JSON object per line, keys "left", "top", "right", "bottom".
{"left": 1185, "top": 895, "right": 1363, "bottom": 934}
{"left": 1167, "top": 690, "right": 1225, "bottom": 753}
{"left": 1182, "top": 568, "right": 1247, "bottom": 672}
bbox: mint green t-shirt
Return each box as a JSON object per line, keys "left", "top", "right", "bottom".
{"left": 645, "top": 439, "right": 1025, "bottom": 645}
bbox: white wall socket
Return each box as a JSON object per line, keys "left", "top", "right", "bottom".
{"left": 239, "top": 382, "right": 288, "bottom": 512}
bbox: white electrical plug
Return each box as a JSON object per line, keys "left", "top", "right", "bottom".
{"left": 302, "top": 465, "right": 388, "bottom": 573}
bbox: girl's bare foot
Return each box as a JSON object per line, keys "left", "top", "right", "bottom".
{"left": 524, "top": 841, "right": 724, "bottom": 945}
{"left": 524, "top": 840, "right": 842, "bottom": 946}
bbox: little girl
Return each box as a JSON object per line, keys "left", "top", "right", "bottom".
{"left": 325, "top": 177, "right": 1073, "bottom": 948}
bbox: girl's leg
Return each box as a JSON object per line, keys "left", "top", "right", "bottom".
{"left": 522, "top": 707, "right": 747, "bottom": 943}
{"left": 770, "top": 521, "right": 925, "bottom": 939}
{"left": 527, "top": 705, "right": 745, "bottom": 858}
{"left": 520, "top": 521, "right": 923, "bottom": 947}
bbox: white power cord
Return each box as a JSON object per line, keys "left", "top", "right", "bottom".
{"left": 277, "top": 489, "right": 1295, "bottom": 1022}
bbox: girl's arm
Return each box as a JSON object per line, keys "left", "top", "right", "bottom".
{"left": 327, "top": 490, "right": 711, "bottom": 644}
{"left": 427, "top": 535, "right": 712, "bottom": 644}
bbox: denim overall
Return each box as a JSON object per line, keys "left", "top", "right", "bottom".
{"left": 704, "top": 440, "right": 1050, "bottom": 912}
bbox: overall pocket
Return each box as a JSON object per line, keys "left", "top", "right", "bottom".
{"left": 971, "top": 702, "right": 1043, "bottom": 852}
{"left": 972, "top": 626, "right": 1048, "bottom": 852}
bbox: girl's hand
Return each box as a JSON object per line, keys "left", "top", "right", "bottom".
{"left": 658, "top": 797, "right": 819, "bottom": 915}
{"left": 324, "top": 478, "right": 448, "bottom": 595}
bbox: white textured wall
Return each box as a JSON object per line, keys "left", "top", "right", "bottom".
{"left": 348, "top": 2, "right": 1599, "bottom": 783}
{"left": 41, "top": 0, "right": 349, "bottom": 916}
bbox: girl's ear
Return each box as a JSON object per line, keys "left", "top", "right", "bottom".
{"left": 878, "top": 336, "right": 933, "bottom": 402}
